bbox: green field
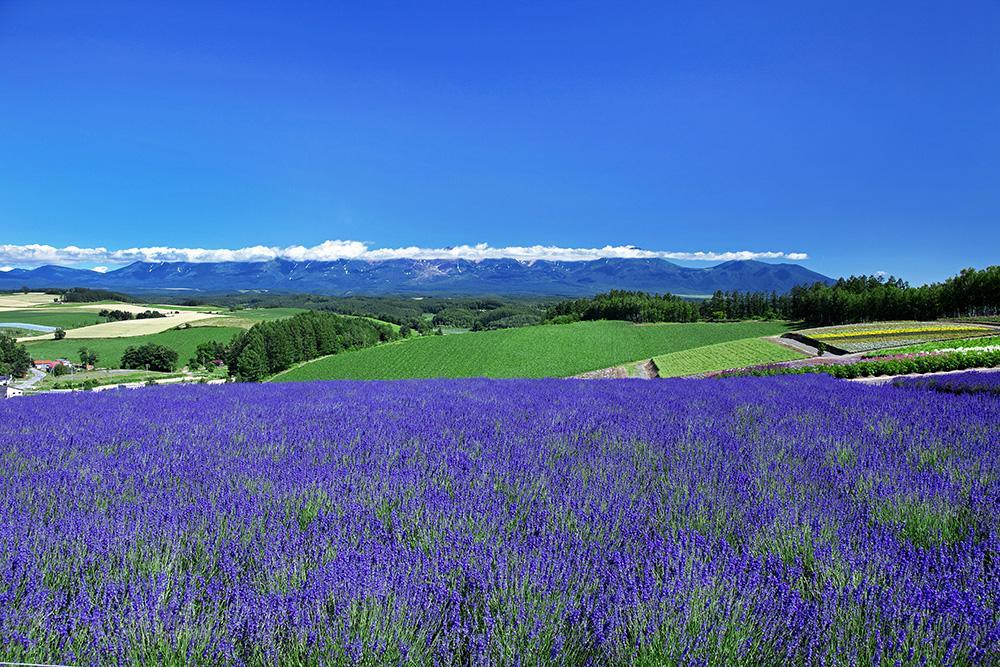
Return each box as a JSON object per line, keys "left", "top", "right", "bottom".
{"left": 653, "top": 337, "right": 807, "bottom": 377}
{"left": 0, "top": 327, "right": 38, "bottom": 338}
{"left": 862, "top": 335, "right": 1000, "bottom": 357}
{"left": 190, "top": 307, "right": 310, "bottom": 329}
{"left": 273, "top": 320, "right": 793, "bottom": 381}
{"left": 0, "top": 309, "right": 102, "bottom": 329}
{"left": 25, "top": 326, "right": 243, "bottom": 367}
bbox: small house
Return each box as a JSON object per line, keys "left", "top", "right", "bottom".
{"left": 34, "top": 360, "right": 58, "bottom": 372}
{"left": 3, "top": 385, "right": 23, "bottom": 399}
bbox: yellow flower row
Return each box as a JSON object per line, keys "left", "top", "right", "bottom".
{"left": 812, "top": 326, "right": 989, "bottom": 340}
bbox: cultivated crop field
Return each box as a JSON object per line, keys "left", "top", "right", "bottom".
{"left": 0, "top": 308, "right": 103, "bottom": 331}
{"left": 862, "top": 335, "right": 1000, "bottom": 357}
{"left": 0, "top": 292, "right": 60, "bottom": 310}
{"left": 274, "top": 320, "right": 792, "bottom": 380}
{"left": 0, "top": 377, "right": 995, "bottom": 664}
{"left": 653, "top": 337, "right": 806, "bottom": 377}
{"left": 796, "top": 321, "right": 997, "bottom": 353}
{"left": 19, "top": 310, "right": 220, "bottom": 341}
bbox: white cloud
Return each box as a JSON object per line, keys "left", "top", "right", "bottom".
{"left": 0, "top": 241, "right": 810, "bottom": 268}
{"left": 91, "top": 266, "right": 110, "bottom": 273}
{"left": 0, "top": 266, "right": 13, "bottom": 272}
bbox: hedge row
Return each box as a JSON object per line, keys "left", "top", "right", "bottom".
{"left": 723, "top": 349, "right": 1000, "bottom": 379}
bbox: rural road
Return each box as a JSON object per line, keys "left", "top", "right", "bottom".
{"left": 14, "top": 368, "right": 46, "bottom": 389}
{"left": 766, "top": 335, "right": 833, "bottom": 358}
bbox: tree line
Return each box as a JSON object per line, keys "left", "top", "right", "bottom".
{"left": 226, "top": 311, "right": 399, "bottom": 381}
{"left": 545, "top": 291, "right": 700, "bottom": 324}
{"left": 99, "top": 308, "right": 167, "bottom": 322}
{"left": 544, "top": 266, "right": 1000, "bottom": 326}
{"left": 784, "top": 266, "right": 1000, "bottom": 325}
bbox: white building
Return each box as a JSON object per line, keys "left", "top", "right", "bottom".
{"left": 3, "top": 385, "right": 23, "bottom": 399}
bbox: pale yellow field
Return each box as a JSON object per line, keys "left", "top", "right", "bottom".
{"left": 73, "top": 303, "right": 183, "bottom": 315}
{"left": 17, "top": 311, "right": 221, "bottom": 341}
{"left": 0, "top": 292, "right": 60, "bottom": 311}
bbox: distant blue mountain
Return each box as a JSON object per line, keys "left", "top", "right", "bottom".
{"left": 0, "top": 258, "right": 834, "bottom": 296}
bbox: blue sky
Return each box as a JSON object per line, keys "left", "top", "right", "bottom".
{"left": 0, "top": 1, "right": 997, "bottom": 284}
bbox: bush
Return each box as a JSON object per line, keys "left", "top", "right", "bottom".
{"left": 54, "top": 328, "right": 66, "bottom": 340}
{"left": 727, "top": 350, "right": 1000, "bottom": 379}
{"left": 121, "top": 344, "right": 179, "bottom": 372}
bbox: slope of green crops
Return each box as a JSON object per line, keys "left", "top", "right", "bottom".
{"left": 25, "top": 326, "right": 243, "bottom": 367}
{"left": 0, "top": 309, "right": 102, "bottom": 329}
{"left": 273, "top": 320, "right": 793, "bottom": 381}
{"left": 653, "top": 337, "right": 807, "bottom": 377}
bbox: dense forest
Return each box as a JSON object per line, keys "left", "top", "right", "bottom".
{"left": 61, "top": 287, "right": 137, "bottom": 303}
{"left": 545, "top": 291, "right": 700, "bottom": 323}
{"left": 226, "top": 310, "right": 399, "bottom": 381}
{"left": 546, "top": 266, "right": 1000, "bottom": 326}
{"left": 0, "top": 334, "right": 32, "bottom": 377}
{"left": 784, "top": 266, "right": 1000, "bottom": 325}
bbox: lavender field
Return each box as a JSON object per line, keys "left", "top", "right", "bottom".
{"left": 1, "top": 377, "right": 997, "bottom": 665}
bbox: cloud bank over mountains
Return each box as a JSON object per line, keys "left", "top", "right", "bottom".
{"left": 0, "top": 241, "right": 809, "bottom": 270}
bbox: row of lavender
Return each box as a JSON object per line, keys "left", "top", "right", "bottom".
{"left": 715, "top": 348, "right": 1000, "bottom": 379}
{"left": 894, "top": 370, "right": 1000, "bottom": 395}
{"left": 0, "top": 378, "right": 997, "bottom": 664}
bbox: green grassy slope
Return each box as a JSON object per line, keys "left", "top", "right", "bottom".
{"left": 273, "top": 321, "right": 793, "bottom": 381}
{"left": 653, "top": 337, "right": 807, "bottom": 377}
{"left": 190, "top": 308, "right": 309, "bottom": 329}
{"left": 25, "top": 326, "right": 243, "bottom": 367}
{"left": 0, "top": 309, "right": 102, "bottom": 329}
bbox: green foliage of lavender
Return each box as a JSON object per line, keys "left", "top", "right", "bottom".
{"left": 0, "top": 377, "right": 996, "bottom": 665}
{"left": 725, "top": 349, "right": 1000, "bottom": 379}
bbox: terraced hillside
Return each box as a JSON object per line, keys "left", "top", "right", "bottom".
{"left": 273, "top": 320, "right": 793, "bottom": 381}
{"left": 653, "top": 337, "right": 807, "bottom": 377}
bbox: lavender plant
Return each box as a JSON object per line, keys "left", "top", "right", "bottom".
{"left": 0, "top": 377, "right": 996, "bottom": 665}
{"left": 893, "top": 370, "right": 1000, "bottom": 395}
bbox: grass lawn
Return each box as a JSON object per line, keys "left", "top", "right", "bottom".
{"left": 0, "top": 327, "right": 40, "bottom": 338}
{"left": 0, "top": 309, "right": 102, "bottom": 329}
{"left": 273, "top": 320, "right": 793, "bottom": 381}
{"left": 653, "top": 337, "right": 807, "bottom": 377}
{"left": 25, "top": 326, "right": 243, "bottom": 368}
{"left": 190, "top": 308, "right": 310, "bottom": 329}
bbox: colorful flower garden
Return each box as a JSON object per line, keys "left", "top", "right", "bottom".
{"left": 795, "top": 321, "right": 997, "bottom": 353}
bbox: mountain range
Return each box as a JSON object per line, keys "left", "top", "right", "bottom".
{"left": 0, "top": 258, "right": 833, "bottom": 296}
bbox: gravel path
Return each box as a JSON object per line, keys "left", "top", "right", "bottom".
{"left": 848, "top": 366, "right": 1000, "bottom": 385}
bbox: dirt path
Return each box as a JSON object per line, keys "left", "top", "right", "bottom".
{"left": 766, "top": 335, "right": 836, "bottom": 358}
{"left": 574, "top": 359, "right": 658, "bottom": 379}
{"left": 848, "top": 366, "right": 1000, "bottom": 385}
